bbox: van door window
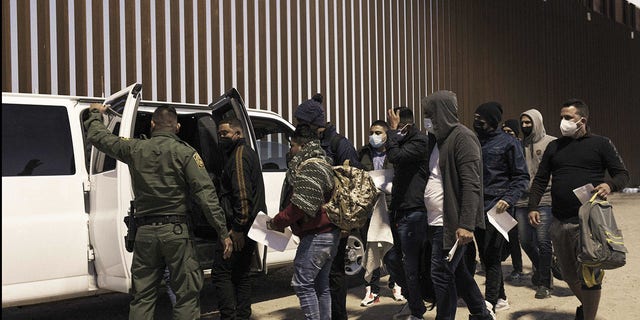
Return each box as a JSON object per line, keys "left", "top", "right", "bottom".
{"left": 82, "top": 108, "right": 122, "bottom": 174}
{"left": 2, "top": 104, "right": 76, "bottom": 176}
{"left": 250, "top": 116, "right": 292, "bottom": 171}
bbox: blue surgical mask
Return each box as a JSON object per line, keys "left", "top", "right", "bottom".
{"left": 369, "top": 134, "right": 385, "bottom": 148}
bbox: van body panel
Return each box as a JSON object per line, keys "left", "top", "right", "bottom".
{"left": 1, "top": 88, "right": 312, "bottom": 308}
{"left": 1, "top": 276, "right": 103, "bottom": 308}
{"left": 1, "top": 95, "right": 92, "bottom": 307}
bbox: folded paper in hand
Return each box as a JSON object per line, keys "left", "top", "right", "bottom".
{"left": 573, "top": 183, "right": 595, "bottom": 205}
{"left": 247, "top": 212, "right": 293, "bottom": 252}
{"left": 446, "top": 239, "right": 459, "bottom": 262}
{"left": 486, "top": 204, "right": 518, "bottom": 242}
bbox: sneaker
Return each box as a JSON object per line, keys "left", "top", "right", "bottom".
{"left": 535, "top": 286, "right": 552, "bottom": 299}
{"left": 484, "top": 301, "right": 497, "bottom": 320}
{"left": 494, "top": 298, "right": 510, "bottom": 311}
{"left": 506, "top": 270, "right": 525, "bottom": 282}
{"left": 360, "top": 286, "right": 380, "bottom": 306}
{"left": 392, "top": 283, "right": 406, "bottom": 301}
{"left": 531, "top": 271, "right": 541, "bottom": 286}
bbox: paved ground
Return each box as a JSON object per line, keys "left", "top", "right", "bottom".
{"left": 4, "top": 193, "right": 638, "bottom": 319}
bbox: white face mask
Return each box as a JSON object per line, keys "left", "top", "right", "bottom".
{"left": 560, "top": 118, "right": 580, "bottom": 137}
{"left": 369, "top": 134, "right": 385, "bottom": 148}
{"left": 423, "top": 118, "right": 434, "bottom": 134}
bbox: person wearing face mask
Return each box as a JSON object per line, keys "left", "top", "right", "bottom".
{"left": 471, "top": 102, "right": 530, "bottom": 314}
{"left": 528, "top": 99, "right": 629, "bottom": 320}
{"left": 513, "top": 109, "right": 558, "bottom": 299}
{"left": 213, "top": 117, "right": 267, "bottom": 320}
{"left": 421, "top": 90, "right": 495, "bottom": 320}
{"left": 384, "top": 106, "right": 434, "bottom": 320}
{"left": 357, "top": 120, "right": 406, "bottom": 306}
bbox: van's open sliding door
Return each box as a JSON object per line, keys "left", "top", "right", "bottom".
{"left": 87, "top": 83, "right": 141, "bottom": 293}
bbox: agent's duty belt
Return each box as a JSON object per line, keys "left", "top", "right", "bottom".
{"left": 136, "top": 215, "right": 188, "bottom": 226}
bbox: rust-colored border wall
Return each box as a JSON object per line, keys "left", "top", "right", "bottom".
{"left": 2, "top": 0, "right": 639, "bottom": 185}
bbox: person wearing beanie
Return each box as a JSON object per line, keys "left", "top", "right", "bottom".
{"left": 502, "top": 119, "right": 521, "bottom": 139}
{"left": 294, "top": 93, "right": 327, "bottom": 128}
{"left": 474, "top": 102, "right": 503, "bottom": 134}
{"left": 471, "top": 102, "right": 530, "bottom": 314}
{"left": 294, "top": 93, "right": 363, "bottom": 320}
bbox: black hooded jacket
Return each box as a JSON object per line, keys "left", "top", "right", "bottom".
{"left": 385, "top": 125, "right": 431, "bottom": 212}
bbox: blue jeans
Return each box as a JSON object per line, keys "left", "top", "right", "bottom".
{"left": 292, "top": 229, "right": 340, "bottom": 320}
{"left": 384, "top": 211, "right": 429, "bottom": 318}
{"left": 429, "top": 226, "right": 491, "bottom": 320}
{"left": 516, "top": 206, "right": 553, "bottom": 287}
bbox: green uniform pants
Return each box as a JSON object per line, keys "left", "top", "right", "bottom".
{"left": 129, "top": 223, "right": 203, "bottom": 320}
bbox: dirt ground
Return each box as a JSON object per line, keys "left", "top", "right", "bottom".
{"left": 4, "top": 194, "right": 637, "bottom": 320}
{"left": 243, "top": 192, "right": 640, "bottom": 320}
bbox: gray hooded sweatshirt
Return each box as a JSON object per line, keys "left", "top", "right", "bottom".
{"left": 515, "top": 108, "right": 556, "bottom": 208}
{"left": 422, "top": 90, "right": 485, "bottom": 249}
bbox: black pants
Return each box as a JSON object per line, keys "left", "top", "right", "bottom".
{"left": 475, "top": 224, "right": 507, "bottom": 306}
{"left": 211, "top": 237, "right": 256, "bottom": 320}
{"left": 330, "top": 236, "right": 348, "bottom": 320}
{"left": 507, "top": 225, "right": 523, "bottom": 273}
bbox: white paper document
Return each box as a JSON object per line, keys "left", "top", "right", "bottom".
{"left": 247, "top": 211, "right": 293, "bottom": 252}
{"left": 446, "top": 239, "right": 459, "bottom": 262}
{"left": 486, "top": 204, "right": 518, "bottom": 242}
{"left": 573, "top": 183, "right": 595, "bottom": 205}
{"left": 368, "top": 169, "right": 394, "bottom": 194}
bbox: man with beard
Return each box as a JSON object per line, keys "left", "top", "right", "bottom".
{"left": 528, "top": 99, "right": 629, "bottom": 320}
{"left": 213, "top": 117, "right": 267, "bottom": 320}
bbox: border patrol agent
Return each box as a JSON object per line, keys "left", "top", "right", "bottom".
{"left": 85, "top": 103, "right": 233, "bottom": 320}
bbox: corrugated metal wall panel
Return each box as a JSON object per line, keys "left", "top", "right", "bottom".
{"left": 2, "top": 0, "right": 639, "bottom": 185}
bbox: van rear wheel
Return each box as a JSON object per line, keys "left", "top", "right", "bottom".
{"left": 344, "top": 234, "right": 365, "bottom": 276}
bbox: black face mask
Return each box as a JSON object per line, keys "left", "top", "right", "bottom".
{"left": 218, "top": 137, "right": 236, "bottom": 154}
{"left": 473, "top": 120, "right": 490, "bottom": 136}
{"left": 521, "top": 126, "right": 532, "bottom": 137}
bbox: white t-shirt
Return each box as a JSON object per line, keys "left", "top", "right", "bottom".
{"left": 424, "top": 145, "right": 444, "bottom": 226}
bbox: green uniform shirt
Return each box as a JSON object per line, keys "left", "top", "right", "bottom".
{"left": 84, "top": 111, "right": 229, "bottom": 241}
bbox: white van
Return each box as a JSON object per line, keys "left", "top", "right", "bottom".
{"left": 1, "top": 84, "right": 365, "bottom": 308}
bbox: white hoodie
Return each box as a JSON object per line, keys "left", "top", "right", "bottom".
{"left": 516, "top": 108, "right": 556, "bottom": 207}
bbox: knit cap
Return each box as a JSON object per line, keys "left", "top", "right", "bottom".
{"left": 294, "top": 93, "right": 325, "bottom": 127}
{"left": 502, "top": 119, "right": 520, "bottom": 137}
{"left": 475, "top": 102, "right": 503, "bottom": 129}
